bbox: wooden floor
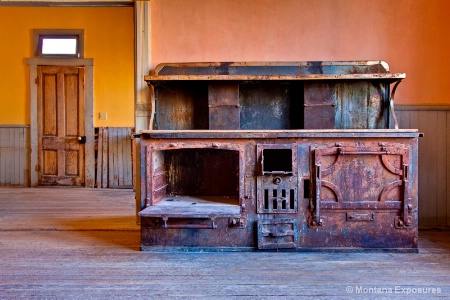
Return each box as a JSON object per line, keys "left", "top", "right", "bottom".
{"left": 0, "top": 188, "right": 449, "bottom": 299}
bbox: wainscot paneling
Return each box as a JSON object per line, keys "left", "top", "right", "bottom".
{"left": 96, "top": 127, "right": 134, "bottom": 189}
{"left": 396, "top": 105, "right": 450, "bottom": 229}
{"left": 0, "top": 125, "right": 29, "bottom": 187}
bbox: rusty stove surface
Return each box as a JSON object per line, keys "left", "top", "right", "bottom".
{"left": 139, "top": 62, "right": 418, "bottom": 252}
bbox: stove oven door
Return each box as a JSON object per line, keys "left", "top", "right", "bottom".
{"left": 307, "top": 141, "right": 416, "bottom": 249}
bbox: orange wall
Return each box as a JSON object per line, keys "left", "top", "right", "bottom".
{"left": 151, "top": 0, "right": 450, "bottom": 105}
{"left": 0, "top": 6, "right": 134, "bottom": 126}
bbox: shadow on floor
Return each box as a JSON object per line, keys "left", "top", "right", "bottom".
{"left": 61, "top": 216, "right": 140, "bottom": 251}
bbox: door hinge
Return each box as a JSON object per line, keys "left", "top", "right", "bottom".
{"left": 35, "top": 165, "right": 40, "bottom": 171}
{"left": 35, "top": 77, "right": 39, "bottom": 85}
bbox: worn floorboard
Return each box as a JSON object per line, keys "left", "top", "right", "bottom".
{"left": 0, "top": 188, "right": 449, "bottom": 299}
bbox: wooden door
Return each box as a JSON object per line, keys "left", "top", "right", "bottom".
{"left": 37, "top": 66, "right": 85, "bottom": 186}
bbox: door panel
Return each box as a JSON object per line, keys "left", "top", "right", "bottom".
{"left": 38, "top": 66, "right": 85, "bottom": 186}
{"left": 309, "top": 142, "right": 413, "bottom": 229}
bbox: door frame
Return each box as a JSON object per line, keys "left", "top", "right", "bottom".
{"left": 27, "top": 57, "right": 95, "bottom": 187}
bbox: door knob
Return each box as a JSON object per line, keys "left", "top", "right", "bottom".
{"left": 78, "top": 136, "right": 86, "bottom": 144}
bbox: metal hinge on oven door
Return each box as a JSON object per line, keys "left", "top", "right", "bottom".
{"left": 395, "top": 164, "right": 413, "bottom": 229}
{"left": 229, "top": 216, "right": 247, "bottom": 228}
{"left": 308, "top": 163, "right": 324, "bottom": 228}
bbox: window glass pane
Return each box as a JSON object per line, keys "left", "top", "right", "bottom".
{"left": 41, "top": 38, "right": 77, "bottom": 55}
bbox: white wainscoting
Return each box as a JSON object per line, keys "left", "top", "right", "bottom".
{"left": 96, "top": 127, "right": 134, "bottom": 189}
{"left": 396, "top": 105, "right": 450, "bottom": 229}
{"left": 0, "top": 125, "right": 29, "bottom": 186}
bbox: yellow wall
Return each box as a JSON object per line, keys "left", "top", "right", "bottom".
{"left": 151, "top": 0, "right": 450, "bottom": 105}
{"left": 0, "top": 6, "right": 134, "bottom": 126}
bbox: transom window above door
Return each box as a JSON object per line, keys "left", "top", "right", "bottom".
{"left": 33, "top": 29, "right": 84, "bottom": 58}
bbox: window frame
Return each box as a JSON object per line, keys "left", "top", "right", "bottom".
{"left": 33, "top": 29, "right": 84, "bottom": 58}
